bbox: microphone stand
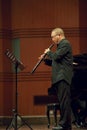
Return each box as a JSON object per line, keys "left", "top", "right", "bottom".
{"left": 5, "top": 49, "right": 33, "bottom": 130}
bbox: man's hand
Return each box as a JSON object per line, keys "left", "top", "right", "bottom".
{"left": 38, "top": 48, "right": 50, "bottom": 60}
{"left": 44, "top": 48, "right": 50, "bottom": 54}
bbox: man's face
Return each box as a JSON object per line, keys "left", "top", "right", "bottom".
{"left": 51, "top": 32, "right": 60, "bottom": 44}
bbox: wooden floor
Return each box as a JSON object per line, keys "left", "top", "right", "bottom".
{"left": 0, "top": 124, "right": 87, "bottom": 130}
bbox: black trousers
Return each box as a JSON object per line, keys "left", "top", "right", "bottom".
{"left": 54, "top": 80, "right": 72, "bottom": 128}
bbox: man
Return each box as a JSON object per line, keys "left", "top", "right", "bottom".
{"left": 41, "top": 28, "right": 73, "bottom": 130}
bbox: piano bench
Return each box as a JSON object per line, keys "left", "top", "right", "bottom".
{"left": 46, "top": 103, "right": 60, "bottom": 128}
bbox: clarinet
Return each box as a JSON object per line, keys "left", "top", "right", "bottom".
{"left": 31, "top": 43, "right": 54, "bottom": 74}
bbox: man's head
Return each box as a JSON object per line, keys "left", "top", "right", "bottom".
{"left": 51, "top": 28, "right": 65, "bottom": 44}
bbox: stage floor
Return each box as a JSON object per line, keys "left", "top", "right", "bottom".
{"left": 0, "top": 124, "right": 87, "bottom": 130}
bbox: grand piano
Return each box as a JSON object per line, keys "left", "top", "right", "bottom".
{"left": 71, "top": 53, "right": 87, "bottom": 127}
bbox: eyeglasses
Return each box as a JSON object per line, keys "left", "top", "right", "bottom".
{"left": 51, "top": 34, "right": 59, "bottom": 38}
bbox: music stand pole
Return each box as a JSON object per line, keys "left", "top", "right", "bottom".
{"left": 5, "top": 49, "right": 33, "bottom": 130}
{"left": 14, "top": 62, "right": 18, "bottom": 130}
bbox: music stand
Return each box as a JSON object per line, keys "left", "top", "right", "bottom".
{"left": 5, "top": 49, "right": 33, "bottom": 130}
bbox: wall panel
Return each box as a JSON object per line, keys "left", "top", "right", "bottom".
{"left": 11, "top": 0, "right": 79, "bottom": 28}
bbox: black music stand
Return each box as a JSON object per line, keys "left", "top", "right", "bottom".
{"left": 5, "top": 49, "right": 33, "bottom": 130}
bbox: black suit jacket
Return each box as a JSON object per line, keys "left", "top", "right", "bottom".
{"left": 46, "top": 39, "right": 73, "bottom": 85}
